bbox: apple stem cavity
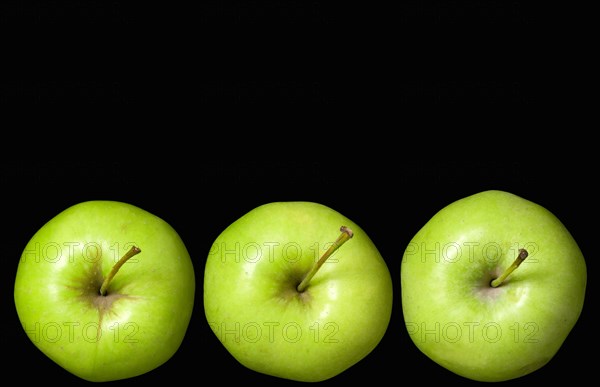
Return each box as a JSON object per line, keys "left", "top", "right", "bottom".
{"left": 490, "top": 248, "right": 528, "bottom": 288}
{"left": 99, "top": 246, "right": 142, "bottom": 296}
{"left": 296, "top": 226, "right": 353, "bottom": 293}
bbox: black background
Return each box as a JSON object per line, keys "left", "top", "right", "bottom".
{"left": 1, "top": 0, "right": 593, "bottom": 385}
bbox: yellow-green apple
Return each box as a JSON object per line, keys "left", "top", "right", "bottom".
{"left": 401, "top": 190, "right": 587, "bottom": 382}
{"left": 14, "top": 200, "right": 195, "bottom": 382}
{"left": 203, "top": 201, "right": 393, "bottom": 382}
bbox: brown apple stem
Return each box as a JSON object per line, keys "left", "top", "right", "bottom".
{"left": 99, "top": 246, "right": 141, "bottom": 296}
{"left": 490, "top": 248, "right": 528, "bottom": 288}
{"left": 296, "top": 226, "right": 353, "bottom": 293}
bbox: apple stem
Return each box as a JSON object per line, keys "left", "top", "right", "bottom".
{"left": 99, "top": 246, "right": 142, "bottom": 296}
{"left": 296, "top": 226, "right": 353, "bottom": 293}
{"left": 490, "top": 248, "right": 528, "bottom": 288}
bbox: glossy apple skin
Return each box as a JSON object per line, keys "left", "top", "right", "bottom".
{"left": 14, "top": 201, "right": 195, "bottom": 382}
{"left": 401, "top": 190, "right": 587, "bottom": 382}
{"left": 204, "top": 202, "right": 393, "bottom": 382}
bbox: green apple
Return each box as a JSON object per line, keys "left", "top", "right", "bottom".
{"left": 401, "top": 190, "right": 587, "bottom": 382}
{"left": 14, "top": 200, "right": 195, "bottom": 382}
{"left": 203, "top": 201, "right": 393, "bottom": 382}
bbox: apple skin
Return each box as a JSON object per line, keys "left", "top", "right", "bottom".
{"left": 14, "top": 201, "right": 195, "bottom": 382}
{"left": 203, "top": 201, "right": 393, "bottom": 382}
{"left": 401, "top": 190, "right": 587, "bottom": 382}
